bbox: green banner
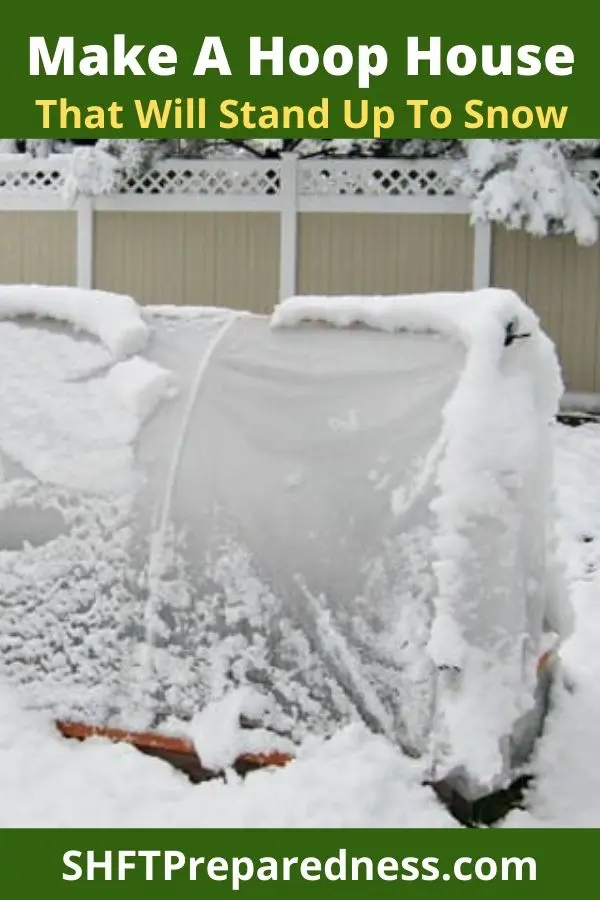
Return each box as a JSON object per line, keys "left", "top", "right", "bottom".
{"left": 0, "top": 0, "right": 597, "bottom": 137}
{"left": 0, "top": 828, "right": 593, "bottom": 895}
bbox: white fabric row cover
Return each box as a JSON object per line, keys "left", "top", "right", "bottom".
{"left": 0, "top": 286, "right": 571, "bottom": 796}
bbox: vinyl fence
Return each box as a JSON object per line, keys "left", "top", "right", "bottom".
{"left": 1, "top": 153, "right": 600, "bottom": 392}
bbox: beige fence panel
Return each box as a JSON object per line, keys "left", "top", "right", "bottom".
{"left": 0, "top": 211, "right": 76, "bottom": 286}
{"left": 94, "top": 212, "right": 280, "bottom": 311}
{"left": 297, "top": 213, "right": 474, "bottom": 295}
{"left": 181, "top": 212, "right": 279, "bottom": 313}
{"left": 492, "top": 227, "right": 600, "bottom": 393}
{"left": 94, "top": 212, "right": 185, "bottom": 306}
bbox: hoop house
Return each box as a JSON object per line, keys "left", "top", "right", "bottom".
{"left": 0, "top": 285, "right": 572, "bottom": 802}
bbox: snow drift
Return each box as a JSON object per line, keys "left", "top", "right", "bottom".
{"left": 0, "top": 285, "right": 571, "bottom": 800}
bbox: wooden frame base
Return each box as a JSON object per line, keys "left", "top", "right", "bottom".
{"left": 56, "top": 720, "right": 293, "bottom": 783}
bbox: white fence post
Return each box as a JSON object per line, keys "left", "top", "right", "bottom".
{"left": 279, "top": 153, "right": 298, "bottom": 302}
{"left": 472, "top": 219, "right": 492, "bottom": 290}
{"left": 76, "top": 195, "right": 94, "bottom": 289}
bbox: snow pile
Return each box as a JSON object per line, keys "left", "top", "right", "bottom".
{"left": 189, "top": 687, "right": 295, "bottom": 771}
{"left": 504, "top": 423, "right": 600, "bottom": 827}
{"left": 273, "top": 289, "right": 568, "bottom": 790}
{"left": 104, "top": 357, "right": 179, "bottom": 431}
{"left": 457, "top": 140, "right": 599, "bottom": 246}
{"left": 0, "top": 284, "right": 148, "bottom": 360}
{"left": 0, "top": 678, "right": 454, "bottom": 827}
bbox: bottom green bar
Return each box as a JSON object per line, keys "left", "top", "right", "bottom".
{"left": 0, "top": 829, "right": 587, "bottom": 896}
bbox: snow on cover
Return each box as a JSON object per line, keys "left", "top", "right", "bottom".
{"left": 0, "top": 287, "right": 172, "bottom": 493}
{"left": 273, "top": 289, "right": 568, "bottom": 788}
{"left": 0, "top": 285, "right": 572, "bottom": 808}
{"left": 0, "top": 284, "right": 148, "bottom": 359}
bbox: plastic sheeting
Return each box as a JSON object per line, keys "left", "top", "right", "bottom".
{"left": 139, "top": 313, "right": 467, "bottom": 754}
{"left": 0, "top": 295, "right": 567, "bottom": 795}
{"left": 0, "top": 312, "right": 459, "bottom": 746}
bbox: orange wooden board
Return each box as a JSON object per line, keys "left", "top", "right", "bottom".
{"left": 56, "top": 719, "right": 293, "bottom": 772}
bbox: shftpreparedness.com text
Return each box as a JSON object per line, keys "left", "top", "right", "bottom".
{"left": 62, "top": 849, "right": 537, "bottom": 889}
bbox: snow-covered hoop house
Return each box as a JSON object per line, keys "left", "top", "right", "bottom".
{"left": 0, "top": 285, "right": 573, "bottom": 802}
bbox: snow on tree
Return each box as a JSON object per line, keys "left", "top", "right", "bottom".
{"left": 457, "top": 140, "right": 600, "bottom": 246}
{"left": 96, "top": 139, "right": 172, "bottom": 170}
{"left": 62, "top": 141, "right": 171, "bottom": 202}
{"left": 23, "top": 139, "right": 54, "bottom": 158}
{"left": 175, "top": 139, "right": 380, "bottom": 159}
{"left": 556, "top": 139, "right": 600, "bottom": 159}
{"left": 173, "top": 139, "right": 465, "bottom": 159}
{"left": 374, "top": 139, "right": 463, "bottom": 159}
{"left": 0, "top": 139, "right": 18, "bottom": 155}
{"left": 62, "top": 146, "right": 122, "bottom": 204}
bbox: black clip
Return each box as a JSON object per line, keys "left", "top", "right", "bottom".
{"left": 504, "top": 319, "right": 532, "bottom": 347}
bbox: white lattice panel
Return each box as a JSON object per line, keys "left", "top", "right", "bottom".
{"left": 120, "top": 162, "right": 281, "bottom": 196}
{"left": 0, "top": 166, "right": 66, "bottom": 194}
{"left": 298, "top": 160, "right": 458, "bottom": 197}
{"left": 0, "top": 156, "right": 598, "bottom": 204}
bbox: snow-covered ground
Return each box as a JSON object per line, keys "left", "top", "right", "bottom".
{"left": 504, "top": 421, "right": 600, "bottom": 828}
{"left": 0, "top": 420, "right": 598, "bottom": 827}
